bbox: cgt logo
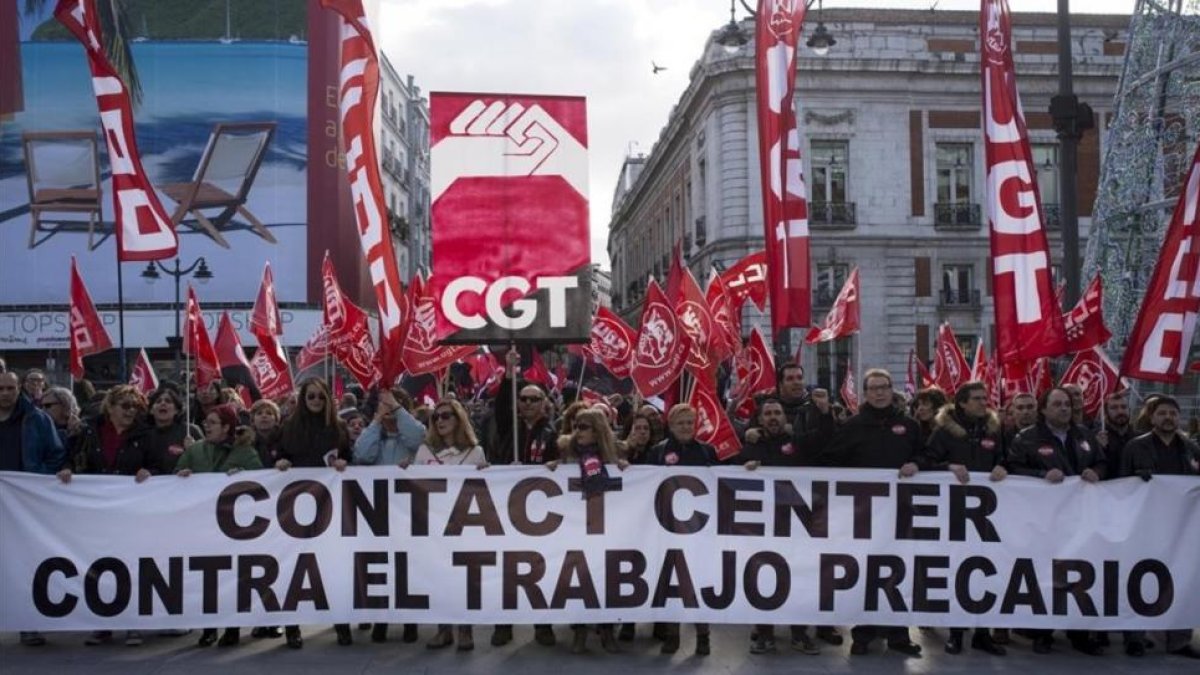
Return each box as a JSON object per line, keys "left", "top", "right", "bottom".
{"left": 441, "top": 276, "right": 579, "bottom": 331}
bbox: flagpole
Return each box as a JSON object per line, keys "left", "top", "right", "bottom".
{"left": 510, "top": 341, "right": 519, "bottom": 465}
{"left": 185, "top": 346, "right": 192, "bottom": 431}
{"left": 573, "top": 352, "right": 587, "bottom": 404}
{"left": 115, "top": 255, "right": 127, "bottom": 380}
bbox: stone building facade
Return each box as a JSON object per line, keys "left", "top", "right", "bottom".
{"left": 607, "top": 8, "right": 1129, "bottom": 392}
{"left": 379, "top": 54, "right": 432, "bottom": 281}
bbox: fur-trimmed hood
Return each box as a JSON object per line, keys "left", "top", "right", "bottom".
{"left": 934, "top": 404, "right": 1000, "bottom": 438}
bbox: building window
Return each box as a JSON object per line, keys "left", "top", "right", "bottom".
{"left": 941, "top": 264, "right": 977, "bottom": 306}
{"left": 956, "top": 334, "right": 978, "bottom": 361}
{"left": 815, "top": 263, "right": 849, "bottom": 307}
{"left": 811, "top": 141, "right": 852, "bottom": 224}
{"left": 1032, "top": 143, "right": 1060, "bottom": 227}
{"left": 816, "top": 339, "right": 852, "bottom": 396}
{"left": 935, "top": 143, "right": 979, "bottom": 226}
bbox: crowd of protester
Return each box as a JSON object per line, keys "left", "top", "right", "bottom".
{"left": 0, "top": 351, "right": 1197, "bottom": 659}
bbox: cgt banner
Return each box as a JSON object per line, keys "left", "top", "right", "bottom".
{"left": 429, "top": 93, "right": 592, "bottom": 345}
{"left": 1, "top": 468, "right": 1198, "bottom": 631}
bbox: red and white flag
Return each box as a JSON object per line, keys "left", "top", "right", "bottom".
{"left": 631, "top": 278, "right": 689, "bottom": 397}
{"left": 54, "top": 0, "right": 177, "bottom": 260}
{"left": 840, "top": 365, "right": 859, "bottom": 414}
{"left": 675, "top": 267, "right": 717, "bottom": 378}
{"left": 980, "top": 0, "right": 1068, "bottom": 362}
{"left": 401, "top": 274, "right": 475, "bottom": 375}
{"left": 1031, "top": 356, "right": 1055, "bottom": 399}
{"left": 731, "top": 327, "right": 777, "bottom": 404}
{"left": 321, "top": 254, "right": 380, "bottom": 389}
{"left": 585, "top": 306, "right": 638, "bottom": 379}
{"left": 705, "top": 270, "right": 741, "bottom": 363}
{"left": 68, "top": 256, "right": 112, "bottom": 379}
{"left": 1120, "top": 143, "right": 1200, "bottom": 382}
{"left": 755, "top": 1, "right": 811, "bottom": 332}
{"left": 905, "top": 348, "right": 919, "bottom": 396}
{"left": 320, "top": 0, "right": 409, "bottom": 384}
{"left": 523, "top": 347, "right": 554, "bottom": 389}
{"left": 184, "top": 286, "right": 221, "bottom": 389}
{"left": 296, "top": 324, "right": 331, "bottom": 374}
{"left": 128, "top": 348, "right": 158, "bottom": 396}
{"left": 720, "top": 250, "right": 768, "bottom": 311}
{"left": 806, "top": 267, "right": 860, "bottom": 343}
{"left": 249, "top": 263, "right": 293, "bottom": 399}
{"left": 930, "top": 323, "right": 972, "bottom": 394}
{"left": 686, "top": 377, "right": 742, "bottom": 461}
{"left": 215, "top": 312, "right": 253, "bottom": 373}
{"left": 1063, "top": 274, "right": 1112, "bottom": 353}
{"left": 1061, "top": 346, "right": 1126, "bottom": 420}
{"left": 970, "top": 340, "right": 989, "bottom": 383}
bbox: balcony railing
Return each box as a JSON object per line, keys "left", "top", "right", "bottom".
{"left": 934, "top": 202, "right": 982, "bottom": 228}
{"left": 939, "top": 288, "right": 981, "bottom": 308}
{"left": 810, "top": 201, "right": 857, "bottom": 226}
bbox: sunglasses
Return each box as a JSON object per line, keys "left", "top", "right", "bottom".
{"left": 305, "top": 393, "right": 326, "bottom": 401}
{"left": 518, "top": 396, "right": 544, "bottom": 404}
{"left": 572, "top": 422, "right": 593, "bottom": 432}
{"left": 117, "top": 401, "right": 139, "bottom": 411}
{"left": 433, "top": 411, "right": 456, "bottom": 421}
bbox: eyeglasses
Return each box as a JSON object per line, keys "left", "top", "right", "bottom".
{"left": 117, "top": 401, "right": 139, "bottom": 411}
{"left": 433, "top": 411, "right": 456, "bottom": 421}
{"left": 572, "top": 422, "right": 593, "bottom": 432}
{"left": 519, "top": 396, "right": 544, "bottom": 404}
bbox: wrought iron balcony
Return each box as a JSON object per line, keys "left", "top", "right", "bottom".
{"left": 934, "top": 202, "right": 982, "bottom": 228}
{"left": 810, "top": 201, "right": 857, "bottom": 226}
{"left": 939, "top": 288, "right": 981, "bottom": 308}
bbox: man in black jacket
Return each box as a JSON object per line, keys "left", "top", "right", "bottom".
{"left": 1101, "top": 392, "right": 1136, "bottom": 479}
{"left": 824, "top": 369, "right": 923, "bottom": 658}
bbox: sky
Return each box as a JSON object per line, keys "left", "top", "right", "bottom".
{"left": 378, "top": 0, "right": 1139, "bottom": 270}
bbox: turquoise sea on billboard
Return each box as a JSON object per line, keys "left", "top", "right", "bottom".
{"left": 0, "top": 41, "right": 309, "bottom": 305}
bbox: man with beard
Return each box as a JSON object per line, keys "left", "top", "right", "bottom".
{"left": 1100, "top": 392, "right": 1135, "bottom": 479}
{"left": 824, "top": 369, "right": 923, "bottom": 658}
{"left": 1118, "top": 396, "right": 1199, "bottom": 659}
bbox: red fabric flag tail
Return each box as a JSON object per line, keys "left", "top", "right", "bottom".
{"left": 805, "top": 267, "right": 861, "bottom": 344}
{"left": 686, "top": 377, "right": 741, "bottom": 461}
{"left": 1061, "top": 346, "right": 1126, "bottom": 420}
{"left": 215, "top": 311, "right": 259, "bottom": 401}
{"left": 840, "top": 362, "right": 859, "bottom": 414}
{"left": 1063, "top": 274, "right": 1113, "bottom": 353}
{"left": 676, "top": 266, "right": 717, "bottom": 379}
{"left": 588, "top": 306, "right": 638, "bottom": 378}
{"left": 523, "top": 346, "right": 554, "bottom": 388}
{"left": 905, "top": 348, "right": 917, "bottom": 396}
{"left": 184, "top": 286, "right": 222, "bottom": 389}
{"left": 631, "top": 278, "right": 689, "bottom": 397}
{"left": 704, "top": 269, "right": 739, "bottom": 364}
{"left": 731, "top": 327, "right": 777, "bottom": 404}
{"left": 128, "top": 348, "right": 159, "bottom": 396}
{"left": 250, "top": 262, "right": 284, "bottom": 338}
{"left": 721, "top": 249, "right": 768, "bottom": 311}
{"left": 68, "top": 255, "right": 113, "bottom": 380}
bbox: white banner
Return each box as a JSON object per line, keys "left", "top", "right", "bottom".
{"left": 1, "top": 467, "right": 1198, "bottom": 631}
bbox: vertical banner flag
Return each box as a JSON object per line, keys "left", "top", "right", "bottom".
{"left": 184, "top": 286, "right": 221, "bottom": 389}
{"left": 320, "top": 0, "right": 409, "bottom": 385}
{"left": 980, "top": 0, "right": 1067, "bottom": 361}
{"left": 54, "top": 0, "right": 177, "bottom": 260}
{"left": 1063, "top": 274, "right": 1112, "bottom": 353}
{"left": 1061, "top": 346, "right": 1126, "bottom": 420}
{"left": 631, "top": 279, "right": 689, "bottom": 397}
{"left": 585, "top": 307, "right": 638, "bottom": 379}
{"left": 1120, "top": 143, "right": 1200, "bottom": 382}
{"left": 805, "top": 267, "right": 860, "bottom": 343}
{"left": 321, "top": 254, "right": 380, "bottom": 389}
{"left": 430, "top": 92, "right": 592, "bottom": 344}
{"left": 68, "top": 256, "right": 112, "bottom": 379}
{"left": 249, "top": 263, "right": 294, "bottom": 399}
{"left": 686, "top": 378, "right": 742, "bottom": 460}
{"left": 755, "top": 1, "right": 811, "bottom": 332}
{"left": 400, "top": 275, "right": 476, "bottom": 375}
{"left": 128, "top": 348, "right": 159, "bottom": 396}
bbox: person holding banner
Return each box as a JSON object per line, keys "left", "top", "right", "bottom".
{"left": 1007, "top": 387, "right": 1106, "bottom": 656}
{"left": 143, "top": 387, "right": 201, "bottom": 476}
{"left": 355, "top": 389, "right": 426, "bottom": 469}
{"left": 416, "top": 399, "right": 488, "bottom": 652}
{"left": 912, "top": 382, "right": 1007, "bottom": 657}
{"left": 649, "top": 403, "right": 718, "bottom": 656}
{"left": 248, "top": 399, "right": 284, "bottom": 469}
{"left": 274, "top": 377, "right": 353, "bottom": 649}
{"left": 822, "top": 369, "right": 924, "bottom": 658}
{"left": 174, "top": 403, "right": 263, "bottom": 647}
{"left": 39, "top": 386, "right": 83, "bottom": 460}
{"left": 618, "top": 413, "right": 655, "bottom": 464}
{"left": 1100, "top": 393, "right": 1136, "bottom": 481}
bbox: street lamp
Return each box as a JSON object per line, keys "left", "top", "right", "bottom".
{"left": 806, "top": 0, "right": 836, "bottom": 56}
{"left": 715, "top": 0, "right": 749, "bottom": 53}
{"left": 141, "top": 257, "right": 215, "bottom": 373}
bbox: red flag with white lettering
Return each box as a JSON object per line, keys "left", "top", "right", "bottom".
{"left": 321, "top": 254, "right": 380, "bottom": 389}
{"left": 249, "top": 263, "right": 293, "bottom": 398}
{"left": 68, "top": 256, "right": 112, "bottom": 379}
{"left": 319, "top": 0, "right": 408, "bottom": 384}
{"left": 1120, "top": 143, "right": 1200, "bottom": 382}
{"left": 806, "top": 267, "right": 860, "bottom": 343}
{"left": 128, "top": 349, "right": 158, "bottom": 397}
{"left": 980, "top": 0, "right": 1068, "bottom": 362}
{"left": 675, "top": 267, "right": 717, "bottom": 379}
{"left": 731, "top": 327, "right": 777, "bottom": 405}
{"left": 970, "top": 340, "right": 988, "bottom": 383}
{"left": 756, "top": 1, "right": 811, "bottom": 332}
{"left": 1063, "top": 274, "right": 1112, "bottom": 353}
{"left": 705, "top": 270, "right": 741, "bottom": 363}
{"left": 721, "top": 250, "right": 769, "bottom": 311}
{"left": 184, "top": 286, "right": 221, "bottom": 389}
{"left": 1061, "top": 346, "right": 1126, "bottom": 420}
{"left": 586, "top": 306, "right": 638, "bottom": 379}
{"left": 54, "top": 0, "right": 177, "bottom": 261}
{"left": 401, "top": 275, "right": 475, "bottom": 376}
{"left": 296, "top": 325, "right": 330, "bottom": 374}
{"left": 686, "top": 377, "right": 742, "bottom": 461}
{"left": 1031, "top": 356, "right": 1054, "bottom": 399}
{"left": 931, "top": 323, "right": 971, "bottom": 394}
{"left": 631, "top": 279, "right": 689, "bottom": 397}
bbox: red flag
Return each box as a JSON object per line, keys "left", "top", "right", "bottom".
{"left": 840, "top": 365, "right": 859, "bottom": 414}
{"left": 731, "top": 327, "right": 777, "bottom": 404}
{"left": 970, "top": 340, "right": 988, "bottom": 383}
{"left": 68, "top": 256, "right": 112, "bottom": 379}
{"left": 930, "top": 323, "right": 971, "bottom": 394}
{"left": 916, "top": 353, "right": 934, "bottom": 389}
{"left": 251, "top": 263, "right": 284, "bottom": 339}
{"left": 128, "top": 348, "right": 158, "bottom": 396}
{"left": 320, "top": 0, "right": 409, "bottom": 384}
{"left": 675, "top": 267, "right": 716, "bottom": 378}
{"left": 249, "top": 347, "right": 292, "bottom": 399}
{"left": 705, "top": 270, "right": 740, "bottom": 363}
{"left": 1031, "top": 356, "right": 1054, "bottom": 399}
{"left": 523, "top": 347, "right": 554, "bottom": 388}
{"left": 321, "top": 254, "right": 380, "bottom": 389}
{"left": 756, "top": 1, "right": 811, "bottom": 332}
{"left": 249, "top": 263, "right": 294, "bottom": 397}
{"left": 55, "top": 0, "right": 177, "bottom": 261}
{"left": 721, "top": 250, "right": 769, "bottom": 311}
{"left": 585, "top": 306, "right": 638, "bottom": 379}
{"left": 401, "top": 274, "right": 475, "bottom": 375}
{"left": 1120, "top": 143, "right": 1200, "bottom": 382}
{"left": 805, "top": 267, "right": 860, "bottom": 343}
{"left": 905, "top": 348, "right": 918, "bottom": 396}
{"left": 997, "top": 356, "right": 1034, "bottom": 405}
{"left": 981, "top": 0, "right": 1068, "bottom": 362}
{"left": 184, "top": 286, "right": 221, "bottom": 389}
{"left": 296, "top": 324, "right": 331, "bottom": 374}
{"left": 1063, "top": 274, "right": 1112, "bottom": 352}
{"left": 1061, "top": 347, "right": 1127, "bottom": 420}
{"left": 215, "top": 312, "right": 252, "bottom": 372}
{"left": 631, "top": 278, "right": 689, "bottom": 397}
{"left": 686, "top": 377, "right": 742, "bottom": 460}
{"left": 665, "top": 240, "right": 684, "bottom": 303}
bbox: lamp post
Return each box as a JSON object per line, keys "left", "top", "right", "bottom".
{"left": 140, "top": 257, "right": 214, "bottom": 374}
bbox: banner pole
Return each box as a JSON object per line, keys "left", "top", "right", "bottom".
{"left": 185, "top": 347, "right": 191, "bottom": 431}
{"left": 573, "top": 352, "right": 587, "bottom": 404}
{"left": 115, "top": 256, "right": 127, "bottom": 381}
{"left": 511, "top": 342, "right": 519, "bottom": 465}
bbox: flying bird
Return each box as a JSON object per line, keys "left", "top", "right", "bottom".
{"left": 652, "top": 61, "right": 667, "bottom": 74}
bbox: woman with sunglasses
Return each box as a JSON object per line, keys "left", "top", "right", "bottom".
{"left": 58, "top": 385, "right": 154, "bottom": 647}
{"left": 414, "top": 399, "right": 487, "bottom": 651}
{"left": 176, "top": 404, "right": 263, "bottom": 647}
{"left": 275, "top": 378, "right": 352, "bottom": 649}
{"left": 547, "top": 408, "right": 629, "bottom": 654}
{"left": 143, "top": 387, "right": 201, "bottom": 476}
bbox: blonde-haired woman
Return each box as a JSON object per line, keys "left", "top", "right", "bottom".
{"left": 415, "top": 399, "right": 487, "bottom": 650}
{"left": 548, "top": 408, "right": 629, "bottom": 653}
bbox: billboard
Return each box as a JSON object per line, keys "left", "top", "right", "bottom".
{"left": 0, "top": 1, "right": 309, "bottom": 307}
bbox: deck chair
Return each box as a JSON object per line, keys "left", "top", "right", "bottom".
{"left": 160, "top": 122, "right": 276, "bottom": 248}
{"left": 21, "top": 130, "right": 104, "bottom": 250}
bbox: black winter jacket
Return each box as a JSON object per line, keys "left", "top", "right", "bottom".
{"left": 918, "top": 405, "right": 1004, "bottom": 472}
{"left": 824, "top": 403, "right": 922, "bottom": 469}
{"left": 1007, "top": 420, "right": 1105, "bottom": 478}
